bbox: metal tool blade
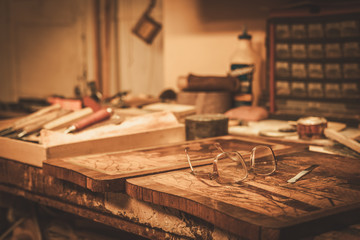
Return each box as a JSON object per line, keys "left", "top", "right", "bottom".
{"left": 0, "top": 127, "right": 14, "bottom": 136}
{"left": 287, "top": 164, "right": 319, "bottom": 184}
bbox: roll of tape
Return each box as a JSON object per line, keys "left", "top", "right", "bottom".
{"left": 297, "top": 117, "right": 327, "bottom": 140}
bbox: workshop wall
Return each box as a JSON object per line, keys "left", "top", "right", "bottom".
{"left": 115, "top": 0, "right": 164, "bottom": 98}
{"left": 0, "top": 0, "right": 96, "bottom": 102}
{"left": 0, "top": 0, "right": 349, "bottom": 103}
{"left": 163, "top": 0, "right": 273, "bottom": 93}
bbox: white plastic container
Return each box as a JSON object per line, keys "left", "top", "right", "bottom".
{"left": 229, "top": 29, "right": 261, "bottom": 106}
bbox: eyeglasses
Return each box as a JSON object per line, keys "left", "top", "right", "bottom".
{"left": 185, "top": 143, "right": 277, "bottom": 185}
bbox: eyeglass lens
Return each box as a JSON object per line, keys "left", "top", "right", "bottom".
{"left": 214, "top": 151, "right": 248, "bottom": 183}
{"left": 250, "top": 146, "right": 276, "bottom": 175}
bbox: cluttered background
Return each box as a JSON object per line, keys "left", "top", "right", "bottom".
{"left": 1, "top": 0, "right": 359, "bottom": 160}
{"left": 1, "top": 1, "right": 360, "bottom": 239}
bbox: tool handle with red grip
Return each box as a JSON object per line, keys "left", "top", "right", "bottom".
{"left": 72, "top": 108, "right": 112, "bottom": 131}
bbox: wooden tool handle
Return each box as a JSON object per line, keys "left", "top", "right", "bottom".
{"left": 324, "top": 128, "right": 360, "bottom": 154}
{"left": 43, "top": 107, "right": 93, "bottom": 130}
{"left": 73, "top": 108, "right": 112, "bottom": 131}
{"left": 22, "top": 109, "right": 71, "bottom": 134}
{"left": 13, "top": 104, "right": 62, "bottom": 129}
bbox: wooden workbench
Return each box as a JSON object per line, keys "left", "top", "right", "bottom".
{"left": 0, "top": 135, "right": 360, "bottom": 239}
{"left": 0, "top": 156, "right": 235, "bottom": 239}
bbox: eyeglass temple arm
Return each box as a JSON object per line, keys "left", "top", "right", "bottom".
{"left": 214, "top": 142, "right": 235, "bottom": 161}
{"left": 184, "top": 148, "right": 195, "bottom": 173}
{"left": 214, "top": 142, "right": 225, "bottom": 153}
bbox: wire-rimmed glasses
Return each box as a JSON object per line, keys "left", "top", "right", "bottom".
{"left": 185, "top": 143, "right": 277, "bottom": 185}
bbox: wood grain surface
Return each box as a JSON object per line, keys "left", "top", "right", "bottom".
{"left": 126, "top": 150, "right": 360, "bottom": 240}
{"left": 43, "top": 135, "right": 303, "bottom": 192}
{"left": 0, "top": 158, "right": 225, "bottom": 240}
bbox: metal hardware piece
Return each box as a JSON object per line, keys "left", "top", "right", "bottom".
{"left": 287, "top": 164, "right": 319, "bottom": 184}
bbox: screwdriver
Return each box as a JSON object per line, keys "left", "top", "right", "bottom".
{"left": 64, "top": 108, "right": 113, "bottom": 134}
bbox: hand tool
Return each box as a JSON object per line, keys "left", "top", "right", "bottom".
{"left": 17, "top": 108, "right": 71, "bottom": 138}
{"left": 287, "top": 164, "right": 319, "bottom": 184}
{"left": 82, "top": 96, "right": 102, "bottom": 112}
{"left": 0, "top": 104, "right": 61, "bottom": 136}
{"left": 43, "top": 107, "right": 94, "bottom": 130}
{"left": 64, "top": 108, "right": 113, "bottom": 134}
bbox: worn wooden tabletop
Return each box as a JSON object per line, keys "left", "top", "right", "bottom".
{"left": 41, "top": 135, "right": 360, "bottom": 239}
{"left": 43, "top": 135, "right": 302, "bottom": 192}
{"left": 126, "top": 147, "right": 360, "bottom": 239}
{"left": 1, "top": 132, "right": 360, "bottom": 239}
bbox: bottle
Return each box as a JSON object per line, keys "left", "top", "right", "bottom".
{"left": 229, "top": 28, "right": 261, "bottom": 107}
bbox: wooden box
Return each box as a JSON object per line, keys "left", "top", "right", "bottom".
{"left": 0, "top": 125, "right": 185, "bottom": 167}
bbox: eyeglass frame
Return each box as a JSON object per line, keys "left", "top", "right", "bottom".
{"left": 185, "top": 142, "right": 277, "bottom": 183}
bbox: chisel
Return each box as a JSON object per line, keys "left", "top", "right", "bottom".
{"left": 17, "top": 108, "right": 71, "bottom": 138}
{"left": 64, "top": 108, "right": 113, "bottom": 134}
{"left": 43, "top": 107, "right": 94, "bottom": 130}
{"left": 0, "top": 104, "right": 62, "bottom": 136}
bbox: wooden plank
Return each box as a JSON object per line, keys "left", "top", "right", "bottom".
{"left": 46, "top": 125, "right": 186, "bottom": 159}
{"left": 324, "top": 128, "right": 360, "bottom": 154}
{"left": 0, "top": 125, "right": 185, "bottom": 167}
{"left": 43, "top": 135, "right": 304, "bottom": 192}
{"left": 126, "top": 150, "right": 360, "bottom": 239}
{"left": 0, "top": 137, "right": 46, "bottom": 167}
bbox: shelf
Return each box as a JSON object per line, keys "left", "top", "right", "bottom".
{"left": 275, "top": 77, "right": 360, "bottom": 82}
{"left": 274, "top": 36, "right": 360, "bottom": 44}
{"left": 274, "top": 95, "right": 360, "bottom": 103}
{"left": 274, "top": 57, "right": 360, "bottom": 63}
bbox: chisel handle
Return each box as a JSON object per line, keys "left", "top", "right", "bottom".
{"left": 13, "top": 104, "right": 62, "bottom": 130}
{"left": 43, "top": 107, "right": 93, "bottom": 130}
{"left": 18, "top": 109, "right": 71, "bottom": 137}
{"left": 69, "top": 108, "right": 113, "bottom": 132}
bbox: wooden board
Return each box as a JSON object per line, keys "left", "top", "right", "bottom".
{"left": 0, "top": 125, "right": 185, "bottom": 167}
{"left": 126, "top": 150, "right": 360, "bottom": 240}
{"left": 43, "top": 135, "right": 305, "bottom": 192}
